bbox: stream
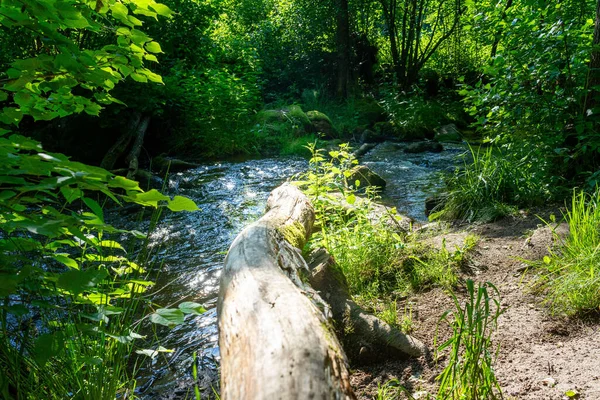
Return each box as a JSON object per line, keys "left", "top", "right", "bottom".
{"left": 132, "top": 141, "right": 466, "bottom": 399}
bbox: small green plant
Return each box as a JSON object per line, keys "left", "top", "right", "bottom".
{"left": 400, "top": 303, "right": 415, "bottom": 334}
{"left": 436, "top": 280, "right": 504, "bottom": 400}
{"left": 377, "top": 301, "right": 399, "bottom": 328}
{"left": 405, "top": 234, "right": 478, "bottom": 292}
{"left": 376, "top": 378, "right": 402, "bottom": 400}
{"left": 295, "top": 143, "right": 411, "bottom": 297}
{"left": 296, "top": 144, "right": 468, "bottom": 298}
{"left": 536, "top": 188, "right": 600, "bottom": 315}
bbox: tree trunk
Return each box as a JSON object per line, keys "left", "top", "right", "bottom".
{"left": 381, "top": 0, "right": 401, "bottom": 84}
{"left": 337, "top": 0, "right": 351, "bottom": 98}
{"left": 125, "top": 115, "right": 150, "bottom": 180}
{"left": 307, "top": 248, "right": 428, "bottom": 363}
{"left": 100, "top": 112, "right": 141, "bottom": 171}
{"left": 584, "top": 0, "right": 600, "bottom": 113}
{"left": 490, "top": 0, "right": 513, "bottom": 59}
{"left": 218, "top": 183, "right": 356, "bottom": 400}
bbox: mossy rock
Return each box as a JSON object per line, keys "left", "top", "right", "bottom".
{"left": 346, "top": 165, "right": 386, "bottom": 190}
{"left": 256, "top": 105, "right": 314, "bottom": 137}
{"left": 307, "top": 110, "right": 338, "bottom": 139}
{"left": 256, "top": 109, "right": 287, "bottom": 124}
{"left": 287, "top": 105, "right": 314, "bottom": 132}
{"left": 404, "top": 141, "right": 443, "bottom": 153}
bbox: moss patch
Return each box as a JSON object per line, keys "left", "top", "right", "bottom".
{"left": 278, "top": 221, "right": 307, "bottom": 249}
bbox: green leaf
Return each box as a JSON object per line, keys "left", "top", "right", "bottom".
{"left": 111, "top": 2, "right": 129, "bottom": 18}
{"left": 149, "top": 3, "right": 172, "bottom": 17}
{"left": 167, "top": 196, "right": 199, "bottom": 212}
{"left": 133, "top": 189, "right": 169, "bottom": 207}
{"left": 109, "top": 175, "right": 141, "bottom": 191}
{"left": 60, "top": 186, "right": 83, "bottom": 203}
{"left": 142, "top": 69, "right": 163, "bottom": 83}
{"left": 346, "top": 194, "right": 356, "bottom": 205}
{"left": 52, "top": 254, "right": 79, "bottom": 270}
{"left": 543, "top": 256, "right": 551, "bottom": 264}
{"left": 135, "top": 346, "right": 173, "bottom": 359}
{"left": 81, "top": 357, "right": 103, "bottom": 366}
{"left": 150, "top": 308, "right": 185, "bottom": 327}
{"left": 130, "top": 72, "right": 148, "bottom": 83}
{"left": 34, "top": 332, "right": 64, "bottom": 366}
{"left": 145, "top": 41, "right": 162, "bottom": 53}
{"left": 0, "top": 276, "right": 19, "bottom": 296}
{"left": 178, "top": 302, "right": 206, "bottom": 316}
{"left": 57, "top": 268, "right": 108, "bottom": 296}
{"left": 83, "top": 197, "right": 105, "bottom": 223}
{"left": 98, "top": 240, "right": 125, "bottom": 251}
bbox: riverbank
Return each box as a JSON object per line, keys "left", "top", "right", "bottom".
{"left": 353, "top": 211, "right": 600, "bottom": 399}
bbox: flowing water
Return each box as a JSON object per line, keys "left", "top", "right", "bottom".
{"left": 132, "top": 142, "right": 466, "bottom": 399}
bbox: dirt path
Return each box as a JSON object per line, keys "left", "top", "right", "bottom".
{"left": 352, "top": 213, "right": 600, "bottom": 399}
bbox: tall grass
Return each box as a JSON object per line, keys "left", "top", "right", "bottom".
{"left": 433, "top": 145, "right": 553, "bottom": 222}
{"left": 437, "top": 280, "right": 504, "bottom": 400}
{"left": 538, "top": 189, "right": 600, "bottom": 315}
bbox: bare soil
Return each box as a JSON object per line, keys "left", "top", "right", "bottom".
{"left": 351, "top": 211, "right": 600, "bottom": 399}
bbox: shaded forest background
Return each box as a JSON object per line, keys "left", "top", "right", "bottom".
{"left": 1, "top": 0, "right": 598, "bottom": 187}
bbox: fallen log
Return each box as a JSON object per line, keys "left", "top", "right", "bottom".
{"left": 218, "top": 183, "right": 355, "bottom": 400}
{"left": 218, "top": 183, "right": 427, "bottom": 399}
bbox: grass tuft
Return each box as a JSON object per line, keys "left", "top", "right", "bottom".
{"left": 436, "top": 280, "right": 504, "bottom": 400}
{"left": 433, "top": 145, "right": 552, "bottom": 222}
{"left": 536, "top": 189, "right": 600, "bottom": 315}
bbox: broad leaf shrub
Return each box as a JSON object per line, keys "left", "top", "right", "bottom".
{"left": 0, "top": 0, "right": 173, "bottom": 123}
{"left": 459, "top": 0, "right": 599, "bottom": 187}
{"left": 0, "top": 135, "right": 200, "bottom": 398}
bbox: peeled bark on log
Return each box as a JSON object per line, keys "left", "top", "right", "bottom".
{"left": 218, "top": 183, "right": 355, "bottom": 400}
{"left": 308, "top": 248, "right": 428, "bottom": 362}
{"left": 125, "top": 115, "right": 150, "bottom": 180}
